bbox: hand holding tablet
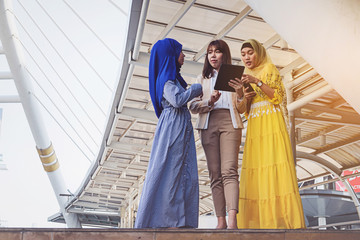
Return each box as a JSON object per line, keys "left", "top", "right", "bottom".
{"left": 214, "top": 64, "right": 245, "bottom": 92}
{"left": 243, "top": 82, "right": 254, "bottom": 92}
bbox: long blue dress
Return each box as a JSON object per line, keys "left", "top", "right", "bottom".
{"left": 134, "top": 79, "right": 202, "bottom": 228}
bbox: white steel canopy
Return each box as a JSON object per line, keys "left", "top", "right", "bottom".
{"left": 63, "top": 0, "right": 360, "bottom": 227}
{"left": 1, "top": 0, "right": 360, "bottom": 228}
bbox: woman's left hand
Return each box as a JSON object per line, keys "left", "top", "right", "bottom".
{"left": 229, "top": 77, "right": 244, "bottom": 98}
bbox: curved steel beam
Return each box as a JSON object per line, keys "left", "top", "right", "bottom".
{"left": 297, "top": 151, "right": 360, "bottom": 219}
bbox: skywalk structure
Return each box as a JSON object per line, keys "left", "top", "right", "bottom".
{"left": 1, "top": 0, "right": 360, "bottom": 232}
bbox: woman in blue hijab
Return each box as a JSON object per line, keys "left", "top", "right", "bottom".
{"left": 135, "top": 38, "right": 203, "bottom": 228}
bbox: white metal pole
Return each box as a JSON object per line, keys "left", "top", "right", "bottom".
{"left": 118, "top": 0, "right": 147, "bottom": 113}
{"left": 285, "top": 69, "right": 318, "bottom": 90}
{"left": 0, "top": 71, "right": 12, "bottom": 79}
{"left": 132, "top": 0, "right": 149, "bottom": 61}
{"left": 0, "top": 95, "right": 20, "bottom": 103}
{"left": 342, "top": 179, "right": 360, "bottom": 218}
{"left": 287, "top": 85, "right": 333, "bottom": 112}
{"left": 0, "top": 0, "right": 80, "bottom": 227}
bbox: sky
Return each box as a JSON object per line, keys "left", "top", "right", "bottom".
{"left": 0, "top": 0, "right": 130, "bottom": 227}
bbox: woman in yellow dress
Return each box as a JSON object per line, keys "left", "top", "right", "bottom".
{"left": 230, "top": 39, "right": 305, "bottom": 229}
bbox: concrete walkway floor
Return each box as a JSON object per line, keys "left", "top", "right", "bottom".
{"left": 1, "top": 228, "right": 360, "bottom": 240}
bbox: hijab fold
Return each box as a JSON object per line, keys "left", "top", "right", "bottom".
{"left": 149, "top": 38, "right": 187, "bottom": 118}
{"left": 242, "top": 39, "right": 274, "bottom": 78}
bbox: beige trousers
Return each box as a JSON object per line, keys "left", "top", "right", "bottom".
{"left": 200, "top": 109, "right": 242, "bottom": 217}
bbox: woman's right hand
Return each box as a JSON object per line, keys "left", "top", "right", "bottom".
{"left": 209, "top": 90, "right": 221, "bottom": 106}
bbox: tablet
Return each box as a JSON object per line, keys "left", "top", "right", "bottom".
{"left": 214, "top": 64, "right": 245, "bottom": 92}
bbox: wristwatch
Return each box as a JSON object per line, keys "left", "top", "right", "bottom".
{"left": 256, "top": 80, "right": 263, "bottom": 87}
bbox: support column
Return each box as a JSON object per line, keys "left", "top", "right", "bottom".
{"left": 120, "top": 207, "right": 126, "bottom": 228}
{"left": 290, "top": 114, "right": 296, "bottom": 164}
{"left": 127, "top": 196, "right": 133, "bottom": 228}
{"left": 318, "top": 216, "right": 327, "bottom": 230}
{"left": 283, "top": 72, "right": 296, "bottom": 164}
{"left": 0, "top": 0, "right": 80, "bottom": 227}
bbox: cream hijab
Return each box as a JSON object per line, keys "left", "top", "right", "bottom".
{"left": 242, "top": 39, "right": 276, "bottom": 82}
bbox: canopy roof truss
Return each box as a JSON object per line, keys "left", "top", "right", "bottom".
{"left": 63, "top": 0, "right": 360, "bottom": 227}
{"left": 1, "top": 0, "right": 360, "bottom": 228}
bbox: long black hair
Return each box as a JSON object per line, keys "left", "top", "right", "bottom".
{"left": 202, "top": 39, "right": 232, "bottom": 78}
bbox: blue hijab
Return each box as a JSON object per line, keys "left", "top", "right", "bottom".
{"left": 149, "top": 38, "right": 188, "bottom": 118}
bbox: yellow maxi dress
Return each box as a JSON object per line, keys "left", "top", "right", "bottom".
{"left": 237, "top": 63, "right": 305, "bottom": 229}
